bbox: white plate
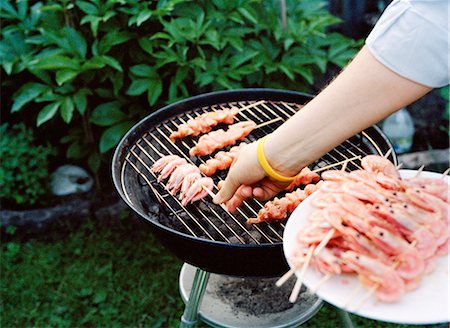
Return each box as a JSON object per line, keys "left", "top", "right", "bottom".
{"left": 283, "top": 170, "right": 450, "bottom": 324}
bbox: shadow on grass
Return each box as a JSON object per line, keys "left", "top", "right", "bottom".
{"left": 0, "top": 212, "right": 445, "bottom": 328}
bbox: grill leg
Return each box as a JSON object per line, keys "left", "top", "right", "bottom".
{"left": 336, "top": 307, "right": 354, "bottom": 328}
{"left": 179, "top": 268, "right": 210, "bottom": 328}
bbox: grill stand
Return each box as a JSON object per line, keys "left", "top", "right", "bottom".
{"left": 180, "top": 268, "right": 210, "bottom": 328}
{"left": 179, "top": 263, "right": 328, "bottom": 328}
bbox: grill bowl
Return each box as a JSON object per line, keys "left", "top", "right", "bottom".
{"left": 112, "top": 89, "right": 397, "bottom": 277}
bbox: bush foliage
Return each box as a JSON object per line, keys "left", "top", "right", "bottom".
{"left": 0, "top": 123, "right": 54, "bottom": 206}
{"left": 1, "top": 0, "right": 360, "bottom": 176}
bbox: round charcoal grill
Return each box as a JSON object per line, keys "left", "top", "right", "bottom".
{"left": 112, "top": 89, "right": 397, "bottom": 277}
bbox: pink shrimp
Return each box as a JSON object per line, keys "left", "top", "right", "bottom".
{"left": 181, "top": 177, "right": 214, "bottom": 206}
{"left": 404, "top": 177, "right": 449, "bottom": 202}
{"left": 166, "top": 164, "right": 199, "bottom": 194}
{"left": 342, "top": 181, "right": 387, "bottom": 204}
{"left": 320, "top": 170, "right": 351, "bottom": 182}
{"left": 406, "top": 187, "right": 449, "bottom": 224}
{"left": 374, "top": 172, "right": 404, "bottom": 191}
{"left": 157, "top": 157, "right": 188, "bottom": 182}
{"left": 341, "top": 251, "right": 405, "bottom": 303}
{"left": 179, "top": 171, "right": 201, "bottom": 200}
{"left": 151, "top": 155, "right": 183, "bottom": 173}
{"left": 319, "top": 181, "right": 344, "bottom": 193}
{"left": 367, "top": 226, "right": 424, "bottom": 279}
{"left": 370, "top": 204, "right": 438, "bottom": 258}
{"left": 361, "top": 155, "right": 400, "bottom": 179}
{"left": 312, "top": 247, "right": 343, "bottom": 275}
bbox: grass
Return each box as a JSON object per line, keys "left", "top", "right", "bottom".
{"left": 0, "top": 213, "right": 446, "bottom": 328}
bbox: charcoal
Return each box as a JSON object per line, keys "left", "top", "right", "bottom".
{"left": 215, "top": 276, "right": 315, "bottom": 316}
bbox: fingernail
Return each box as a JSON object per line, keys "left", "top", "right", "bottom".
{"left": 213, "top": 194, "right": 222, "bottom": 204}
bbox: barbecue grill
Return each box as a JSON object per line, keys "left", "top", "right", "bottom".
{"left": 112, "top": 88, "right": 397, "bottom": 327}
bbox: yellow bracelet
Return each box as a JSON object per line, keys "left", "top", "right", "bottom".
{"left": 257, "top": 136, "right": 296, "bottom": 183}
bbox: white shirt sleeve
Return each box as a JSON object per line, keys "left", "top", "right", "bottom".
{"left": 366, "top": 0, "right": 449, "bottom": 88}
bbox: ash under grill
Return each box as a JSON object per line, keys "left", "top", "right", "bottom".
{"left": 120, "top": 99, "right": 391, "bottom": 245}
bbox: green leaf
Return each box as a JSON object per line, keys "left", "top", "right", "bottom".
{"left": 136, "top": 9, "right": 152, "bottom": 26}
{"left": 93, "top": 290, "right": 107, "bottom": 304}
{"left": 82, "top": 56, "right": 106, "bottom": 70}
{"left": 100, "top": 55, "right": 122, "bottom": 72}
{"left": 297, "top": 67, "right": 314, "bottom": 85}
{"left": 64, "top": 27, "right": 87, "bottom": 59}
{"left": 37, "top": 101, "right": 61, "bottom": 126}
{"left": 76, "top": 1, "right": 97, "bottom": 15}
{"left": 238, "top": 7, "right": 257, "bottom": 24}
{"left": 56, "top": 69, "right": 78, "bottom": 85}
{"left": 66, "top": 142, "right": 89, "bottom": 159}
{"left": 129, "top": 64, "right": 157, "bottom": 78}
{"left": 88, "top": 152, "right": 101, "bottom": 173}
{"left": 80, "top": 15, "right": 101, "bottom": 37}
{"left": 90, "top": 101, "right": 125, "bottom": 126}
{"left": 279, "top": 64, "right": 295, "bottom": 81}
{"left": 147, "top": 79, "right": 162, "bottom": 106}
{"left": 12, "top": 83, "right": 49, "bottom": 112}
{"left": 73, "top": 88, "right": 90, "bottom": 115}
{"left": 30, "top": 55, "right": 80, "bottom": 70}
{"left": 126, "top": 79, "right": 151, "bottom": 96}
{"left": 0, "top": 0, "right": 18, "bottom": 18}
{"left": 99, "top": 121, "right": 134, "bottom": 153}
{"left": 138, "top": 37, "right": 153, "bottom": 55}
{"left": 60, "top": 97, "right": 75, "bottom": 123}
{"left": 98, "top": 31, "right": 132, "bottom": 55}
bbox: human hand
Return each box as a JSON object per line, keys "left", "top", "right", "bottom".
{"left": 213, "top": 141, "right": 292, "bottom": 212}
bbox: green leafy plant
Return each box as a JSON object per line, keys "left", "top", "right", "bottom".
{"left": 0, "top": 123, "right": 54, "bottom": 207}
{"left": 1, "top": 0, "right": 360, "bottom": 180}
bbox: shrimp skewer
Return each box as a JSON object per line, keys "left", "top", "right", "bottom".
{"left": 189, "top": 121, "right": 256, "bottom": 157}
{"left": 170, "top": 107, "right": 239, "bottom": 141}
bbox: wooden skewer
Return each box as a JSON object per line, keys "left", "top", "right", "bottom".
{"left": 384, "top": 148, "right": 393, "bottom": 159}
{"left": 289, "top": 246, "right": 315, "bottom": 303}
{"left": 343, "top": 283, "right": 364, "bottom": 308}
{"left": 414, "top": 165, "right": 425, "bottom": 177}
{"left": 255, "top": 117, "right": 283, "bottom": 129}
{"left": 312, "top": 156, "right": 362, "bottom": 174}
{"left": 441, "top": 167, "right": 450, "bottom": 179}
{"left": 310, "top": 274, "right": 332, "bottom": 293}
{"left": 346, "top": 240, "right": 418, "bottom": 311}
{"left": 202, "top": 185, "right": 229, "bottom": 212}
{"left": 190, "top": 117, "right": 282, "bottom": 148}
{"left": 275, "top": 257, "right": 306, "bottom": 287}
{"left": 313, "top": 229, "right": 335, "bottom": 256}
{"left": 237, "top": 100, "right": 266, "bottom": 113}
{"left": 395, "top": 162, "right": 404, "bottom": 170}
{"left": 351, "top": 284, "right": 379, "bottom": 312}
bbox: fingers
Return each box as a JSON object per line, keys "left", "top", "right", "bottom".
{"left": 253, "top": 179, "right": 289, "bottom": 201}
{"left": 213, "top": 142, "right": 263, "bottom": 204}
{"left": 224, "top": 185, "right": 253, "bottom": 212}
{"left": 213, "top": 174, "right": 241, "bottom": 204}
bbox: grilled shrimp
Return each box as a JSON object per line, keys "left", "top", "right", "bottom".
{"left": 179, "top": 172, "right": 201, "bottom": 200}
{"left": 361, "top": 155, "right": 400, "bottom": 179}
{"left": 151, "top": 155, "right": 183, "bottom": 173}
{"left": 341, "top": 251, "right": 405, "bottom": 303}
{"left": 166, "top": 164, "right": 199, "bottom": 194}
{"left": 181, "top": 177, "right": 214, "bottom": 206}
{"left": 158, "top": 157, "right": 188, "bottom": 182}
{"left": 367, "top": 226, "right": 424, "bottom": 279}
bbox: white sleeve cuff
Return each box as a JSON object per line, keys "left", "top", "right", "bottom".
{"left": 366, "top": 0, "right": 449, "bottom": 88}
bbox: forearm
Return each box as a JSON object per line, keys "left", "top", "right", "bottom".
{"left": 265, "top": 46, "right": 431, "bottom": 175}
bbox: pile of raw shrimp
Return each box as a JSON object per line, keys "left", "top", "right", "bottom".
{"left": 287, "top": 155, "right": 449, "bottom": 305}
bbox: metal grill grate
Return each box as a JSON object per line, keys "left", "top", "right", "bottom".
{"left": 120, "top": 100, "right": 386, "bottom": 245}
